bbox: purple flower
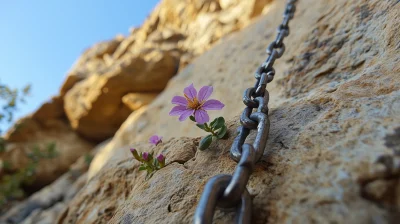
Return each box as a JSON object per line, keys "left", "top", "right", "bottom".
{"left": 149, "top": 135, "right": 163, "bottom": 146}
{"left": 169, "top": 84, "right": 224, "bottom": 124}
{"left": 156, "top": 154, "right": 165, "bottom": 163}
{"left": 142, "top": 152, "right": 149, "bottom": 161}
{"left": 157, "top": 154, "right": 165, "bottom": 168}
{"left": 130, "top": 148, "right": 136, "bottom": 153}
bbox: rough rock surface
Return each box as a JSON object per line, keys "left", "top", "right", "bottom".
{"left": 1, "top": 0, "right": 277, "bottom": 211}
{"left": 61, "top": 0, "right": 274, "bottom": 141}
{"left": 0, "top": 97, "right": 94, "bottom": 189}
{"left": 122, "top": 93, "right": 159, "bottom": 111}
{"left": 63, "top": 49, "right": 179, "bottom": 141}
{"left": 2, "top": 0, "right": 399, "bottom": 223}
{"left": 58, "top": 0, "right": 400, "bottom": 223}
{"left": 0, "top": 141, "right": 107, "bottom": 224}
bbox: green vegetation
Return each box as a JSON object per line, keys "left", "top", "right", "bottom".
{"left": 0, "top": 143, "right": 58, "bottom": 206}
{"left": 0, "top": 82, "right": 31, "bottom": 152}
{"left": 0, "top": 82, "right": 59, "bottom": 207}
{"left": 84, "top": 153, "right": 94, "bottom": 166}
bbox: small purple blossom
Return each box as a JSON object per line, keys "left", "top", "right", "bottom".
{"left": 157, "top": 154, "right": 165, "bottom": 168}
{"left": 169, "top": 84, "right": 224, "bottom": 124}
{"left": 142, "top": 152, "right": 149, "bottom": 161}
{"left": 130, "top": 148, "right": 166, "bottom": 178}
{"left": 156, "top": 154, "right": 165, "bottom": 163}
{"left": 149, "top": 135, "right": 163, "bottom": 146}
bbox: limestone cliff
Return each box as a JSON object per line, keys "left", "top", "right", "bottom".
{"left": 1, "top": 0, "right": 400, "bottom": 223}
{"left": 0, "top": 0, "right": 273, "bottom": 194}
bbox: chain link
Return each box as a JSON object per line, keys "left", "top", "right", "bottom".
{"left": 194, "top": 1, "right": 298, "bottom": 223}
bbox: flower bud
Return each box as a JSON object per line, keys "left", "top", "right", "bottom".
{"left": 130, "top": 148, "right": 141, "bottom": 161}
{"left": 157, "top": 154, "right": 165, "bottom": 168}
{"left": 142, "top": 152, "right": 149, "bottom": 161}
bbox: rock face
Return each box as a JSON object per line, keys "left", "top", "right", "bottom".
{"left": 1, "top": 97, "right": 94, "bottom": 189}
{"left": 1, "top": 0, "right": 278, "bottom": 214}
{"left": 57, "top": 0, "right": 400, "bottom": 223}
{"left": 61, "top": 0, "right": 275, "bottom": 141}
{"left": 0, "top": 141, "right": 106, "bottom": 224}
{"left": 122, "top": 93, "right": 159, "bottom": 111}
{"left": 63, "top": 49, "right": 179, "bottom": 141}
{"left": 3, "top": 0, "right": 400, "bottom": 223}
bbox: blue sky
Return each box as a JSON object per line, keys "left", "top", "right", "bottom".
{"left": 0, "top": 0, "right": 159, "bottom": 131}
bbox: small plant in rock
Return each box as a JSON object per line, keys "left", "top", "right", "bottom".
{"left": 191, "top": 116, "right": 228, "bottom": 150}
{"left": 169, "top": 83, "right": 227, "bottom": 150}
{"left": 129, "top": 135, "right": 166, "bottom": 179}
{"left": 130, "top": 149, "right": 165, "bottom": 179}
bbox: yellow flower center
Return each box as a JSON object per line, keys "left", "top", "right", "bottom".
{"left": 184, "top": 94, "right": 203, "bottom": 110}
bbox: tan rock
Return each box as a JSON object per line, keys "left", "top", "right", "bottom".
{"left": 57, "top": 0, "right": 275, "bottom": 142}
{"left": 122, "top": 93, "right": 158, "bottom": 111}
{"left": 60, "top": 0, "right": 400, "bottom": 223}
{"left": 85, "top": 0, "right": 289, "bottom": 160}
{"left": 0, "top": 140, "right": 107, "bottom": 224}
{"left": 31, "top": 96, "right": 64, "bottom": 122}
{"left": 63, "top": 49, "right": 179, "bottom": 141}
{"left": 1, "top": 99, "right": 94, "bottom": 189}
{"left": 5, "top": 96, "right": 64, "bottom": 142}
{"left": 60, "top": 38, "right": 123, "bottom": 96}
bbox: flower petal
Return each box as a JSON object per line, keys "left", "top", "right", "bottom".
{"left": 183, "top": 83, "right": 197, "bottom": 100}
{"left": 149, "top": 135, "right": 161, "bottom": 145}
{"left": 194, "top": 110, "right": 210, "bottom": 124}
{"left": 169, "top": 105, "right": 187, "bottom": 116}
{"left": 157, "top": 154, "right": 165, "bottom": 162}
{"left": 142, "top": 152, "right": 149, "bottom": 161}
{"left": 202, "top": 99, "right": 225, "bottom": 110}
{"left": 179, "top": 109, "right": 194, "bottom": 121}
{"left": 171, "top": 96, "right": 187, "bottom": 106}
{"left": 198, "top": 86, "right": 213, "bottom": 102}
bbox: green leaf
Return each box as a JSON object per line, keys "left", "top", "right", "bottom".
{"left": 139, "top": 166, "right": 146, "bottom": 171}
{"left": 154, "top": 159, "right": 159, "bottom": 168}
{"left": 148, "top": 153, "right": 154, "bottom": 162}
{"left": 22, "top": 84, "right": 31, "bottom": 95}
{"left": 196, "top": 124, "right": 207, "bottom": 131}
{"left": 199, "top": 135, "right": 213, "bottom": 151}
{"left": 189, "top": 116, "right": 196, "bottom": 122}
{"left": 209, "top": 118, "right": 217, "bottom": 127}
{"left": 217, "top": 125, "right": 227, "bottom": 139}
{"left": 211, "top": 117, "right": 225, "bottom": 130}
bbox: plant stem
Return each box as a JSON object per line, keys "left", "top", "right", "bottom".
{"left": 204, "top": 123, "right": 217, "bottom": 136}
{"left": 210, "top": 129, "right": 217, "bottom": 136}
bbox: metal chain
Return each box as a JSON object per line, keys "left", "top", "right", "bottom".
{"left": 194, "top": 1, "right": 298, "bottom": 223}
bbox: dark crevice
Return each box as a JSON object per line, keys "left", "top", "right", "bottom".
{"left": 278, "top": 141, "right": 289, "bottom": 149}
{"left": 167, "top": 204, "right": 172, "bottom": 213}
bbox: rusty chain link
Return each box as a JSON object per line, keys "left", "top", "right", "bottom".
{"left": 194, "top": 0, "right": 298, "bottom": 223}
